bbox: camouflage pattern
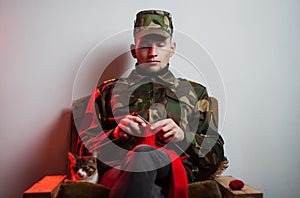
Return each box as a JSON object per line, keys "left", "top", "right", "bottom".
{"left": 134, "top": 10, "right": 173, "bottom": 38}
{"left": 77, "top": 66, "right": 227, "bottom": 182}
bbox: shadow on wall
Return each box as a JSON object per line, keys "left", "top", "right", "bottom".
{"left": 20, "top": 50, "right": 133, "bottom": 197}
{"left": 20, "top": 109, "right": 72, "bottom": 197}
{"left": 97, "top": 51, "right": 134, "bottom": 86}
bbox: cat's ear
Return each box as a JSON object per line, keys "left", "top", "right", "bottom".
{"left": 68, "top": 152, "right": 76, "bottom": 164}
{"left": 91, "top": 151, "right": 98, "bottom": 163}
{"left": 92, "top": 151, "right": 98, "bottom": 158}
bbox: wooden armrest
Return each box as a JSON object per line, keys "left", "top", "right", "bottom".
{"left": 214, "top": 175, "right": 263, "bottom": 198}
{"left": 23, "top": 175, "right": 67, "bottom": 198}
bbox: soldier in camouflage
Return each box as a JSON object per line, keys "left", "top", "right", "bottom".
{"left": 77, "top": 10, "right": 228, "bottom": 198}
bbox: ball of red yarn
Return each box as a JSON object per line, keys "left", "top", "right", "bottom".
{"left": 229, "top": 179, "right": 244, "bottom": 190}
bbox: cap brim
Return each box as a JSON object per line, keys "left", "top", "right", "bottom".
{"left": 134, "top": 28, "right": 170, "bottom": 38}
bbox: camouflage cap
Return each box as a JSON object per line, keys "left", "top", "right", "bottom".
{"left": 134, "top": 10, "right": 174, "bottom": 38}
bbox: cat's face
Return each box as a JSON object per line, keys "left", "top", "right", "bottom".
{"left": 68, "top": 152, "right": 98, "bottom": 182}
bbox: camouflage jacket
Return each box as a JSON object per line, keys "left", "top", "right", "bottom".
{"left": 77, "top": 66, "right": 227, "bottom": 181}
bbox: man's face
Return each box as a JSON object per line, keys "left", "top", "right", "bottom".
{"left": 131, "top": 34, "right": 176, "bottom": 73}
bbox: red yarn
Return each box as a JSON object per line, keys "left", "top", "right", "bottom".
{"left": 229, "top": 179, "right": 244, "bottom": 190}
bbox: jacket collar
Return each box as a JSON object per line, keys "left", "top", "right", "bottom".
{"left": 126, "top": 63, "right": 177, "bottom": 87}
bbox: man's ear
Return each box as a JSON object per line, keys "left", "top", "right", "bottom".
{"left": 170, "top": 41, "right": 176, "bottom": 57}
{"left": 130, "top": 44, "right": 137, "bottom": 58}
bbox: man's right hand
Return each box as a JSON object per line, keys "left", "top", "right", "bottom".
{"left": 113, "top": 115, "right": 147, "bottom": 139}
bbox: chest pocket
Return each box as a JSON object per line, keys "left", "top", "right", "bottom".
{"left": 164, "top": 89, "right": 181, "bottom": 124}
{"left": 165, "top": 88, "right": 197, "bottom": 131}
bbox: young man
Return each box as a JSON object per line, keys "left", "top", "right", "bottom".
{"left": 78, "top": 10, "right": 227, "bottom": 198}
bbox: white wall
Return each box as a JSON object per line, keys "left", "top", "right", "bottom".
{"left": 0, "top": 0, "right": 299, "bottom": 197}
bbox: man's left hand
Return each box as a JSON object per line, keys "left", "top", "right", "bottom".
{"left": 150, "top": 118, "right": 184, "bottom": 143}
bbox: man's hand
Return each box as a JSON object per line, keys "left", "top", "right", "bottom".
{"left": 114, "top": 115, "right": 147, "bottom": 139}
{"left": 151, "top": 118, "right": 184, "bottom": 143}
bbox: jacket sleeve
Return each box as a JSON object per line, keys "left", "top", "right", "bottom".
{"left": 76, "top": 83, "right": 133, "bottom": 158}
{"left": 187, "top": 86, "right": 228, "bottom": 181}
{"left": 73, "top": 87, "right": 113, "bottom": 156}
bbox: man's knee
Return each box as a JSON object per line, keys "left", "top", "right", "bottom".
{"left": 132, "top": 144, "right": 156, "bottom": 152}
{"left": 122, "top": 145, "right": 171, "bottom": 172}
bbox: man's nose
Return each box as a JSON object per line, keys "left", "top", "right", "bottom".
{"left": 148, "top": 46, "right": 158, "bottom": 57}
